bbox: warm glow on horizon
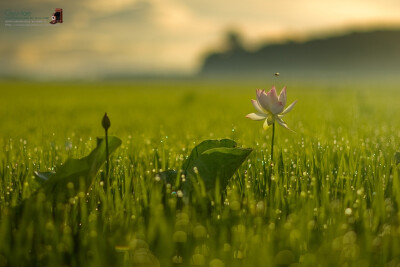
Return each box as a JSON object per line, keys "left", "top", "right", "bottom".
{"left": 1, "top": 0, "right": 400, "bottom": 79}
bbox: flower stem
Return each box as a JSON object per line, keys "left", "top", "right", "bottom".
{"left": 271, "top": 122, "right": 275, "bottom": 162}
{"left": 266, "top": 122, "right": 275, "bottom": 196}
{"left": 105, "top": 128, "right": 109, "bottom": 178}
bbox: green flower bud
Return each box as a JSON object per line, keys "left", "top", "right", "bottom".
{"left": 102, "top": 113, "right": 111, "bottom": 130}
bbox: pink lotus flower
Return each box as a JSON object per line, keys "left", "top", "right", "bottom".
{"left": 246, "top": 86, "right": 297, "bottom": 131}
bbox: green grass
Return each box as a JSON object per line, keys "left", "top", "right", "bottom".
{"left": 0, "top": 80, "right": 400, "bottom": 266}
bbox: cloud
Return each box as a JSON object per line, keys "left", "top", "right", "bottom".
{"left": 1, "top": 0, "right": 216, "bottom": 78}
{"left": 83, "top": 0, "right": 139, "bottom": 14}
{"left": 1, "top": 0, "right": 400, "bottom": 78}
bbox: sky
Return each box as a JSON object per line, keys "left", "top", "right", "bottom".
{"left": 1, "top": 0, "right": 400, "bottom": 79}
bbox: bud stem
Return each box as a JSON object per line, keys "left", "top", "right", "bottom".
{"left": 105, "top": 127, "right": 109, "bottom": 178}
{"left": 102, "top": 113, "right": 111, "bottom": 179}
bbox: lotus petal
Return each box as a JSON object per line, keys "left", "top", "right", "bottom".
{"left": 262, "top": 114, "right": 275, "bottom": 130}
{"left": 259, "top": 86, "right": 284, "bottom": 114}
{"left": 251, "top": 99, "right": 265, "bottom": 114}
{"left": 278, "top": 87, "right": 287, "bottom": 107}
{"left": 246, "top": 112, "right": 267, "bottom": 121}
{"left": 256, "top": 88, "right": 270, "bottom": 112}
{"left": 256, "top": 89, "right": 264, "bottom": 98}
{"left": 263, "top": 119, "right": 271, "bottom": 130}
{"left": 276, "top": 116, "right": 295, "bottom": 132}
{"left": 281, "top": 100, "right": 297, "bottom": 115}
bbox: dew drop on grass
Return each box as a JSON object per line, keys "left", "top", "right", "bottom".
{"left": 193, "top": 225, "right": 207, "bottom": 239}
{"left": 191, "top": 254, "right": 205, "bottom": 265}
{"left": 172, "top": 231, "right": 187, "bottom": 243}
{"left": 256, "top": 201, "right": 264, "bottom": 213}
{"left": 345, "top": 208, "right": 352, "bottom": 215}
{"left": 223, "top": 243, "right": 231, "bottom": 252}
{"left": 172, "top": 255, "right": 183, "bottom": 264}
{"left": 210, "top": 258, "right": 225, "bottom": 267}
{"left": 67, "top": 182, "right": 74, "bottom": 190}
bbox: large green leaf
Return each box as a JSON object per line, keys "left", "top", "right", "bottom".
{"left": 181, "top": 139, "right": 237, "bottom": 172}
{"left": 34, "top": 171, "right": 55, "bottom": 184}
{"left": 34, "top": 136, "right": 122, "bottom": 200}
{"left": 158, "top": 139, "right": 252, "bottom": 194}
{"left": 179, "top": 139, "right": 252, "bottom": 193}
{"left": 185, "top": 147, "right": 252, "bottom": 192}
{"left": 158, "top": 169, "right": 179, "bottom": 185}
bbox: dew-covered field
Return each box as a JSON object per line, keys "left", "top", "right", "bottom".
{"left": 0, "top": 80, "right": 400, "bottom": 266}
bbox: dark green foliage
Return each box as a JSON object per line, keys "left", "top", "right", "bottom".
{"left": 2, "top": 81, "right": 400, "bottom": 266}
{"left": 181, "top": 139, "right": 237, "bottom": 172}
{"left": 395, "top": 152, "right": 400, "bottom": 165}
{"left": 185, "top": 146, "right": 252, "bottom": 192}
{"left": 160, "top": 139, "right": 252, "bottom": 193}
{"left": 34, "top": 136, "right": 122, "bottom": 202}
